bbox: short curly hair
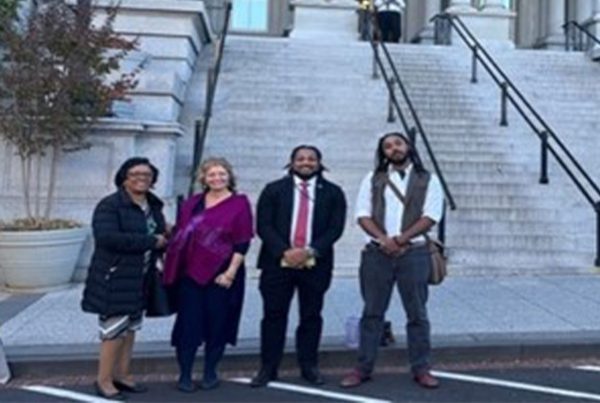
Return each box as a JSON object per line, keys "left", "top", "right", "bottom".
{"left": 114, "top": 157, "right": 159, "bottom": 188}
{"left": 196, "top": 157, "right": 237, "bottom": 192}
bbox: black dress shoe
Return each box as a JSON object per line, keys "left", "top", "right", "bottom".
{"left": 250, "top": 367, "right": 277, "bottom": 388}
{"left": 113, "top": 380, "right": 148, "bottom": 393}
{"left": 301, "top": 367, "right": 325, "bottom": 385}
{"left": 200, "top": 377, "right": 220, "bottom": 390}
{"left": 94, "top": 382, "right": 126, "bottom": 401}
{"left": 177, "top": 378, "right": 198, "bottom": 393}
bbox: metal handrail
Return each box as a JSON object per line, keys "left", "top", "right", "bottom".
{"left": 432, "top": 12, "right": 600, "bottom": 266}
{"left": 376, "top": 45, "right": 456, "bottom": 212}
{"left": 188, "top": 1, "right": 233, "bottom": 196}
{"left": 367, "top": 13, "right": 456, "bottom": 211}
{"left": 563, "top": 20, "right": 600, "bottom": 51}
{"left": 367, "top": 15, "right": 456, "bottom": 244}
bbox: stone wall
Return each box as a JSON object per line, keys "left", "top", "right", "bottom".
{"left": 1, "top": 0, "right": 214, "bottom": 284}
{"left": 0, "top": 119, "right": 182, "bottom": 282}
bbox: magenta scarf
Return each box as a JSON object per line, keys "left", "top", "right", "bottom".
{"left": 163, "top": 193, "right": 253, "bottom": 286}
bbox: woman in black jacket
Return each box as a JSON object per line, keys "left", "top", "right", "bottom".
{"left": 82, "top": 157, "right": 167, "bottom": 400}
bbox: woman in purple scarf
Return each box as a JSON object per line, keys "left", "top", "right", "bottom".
{"left": 163, "top": 157, "right": 253, "bottom": 392}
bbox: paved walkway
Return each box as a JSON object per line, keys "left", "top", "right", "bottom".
{"left": 2, "top": 274, "right": 600, "bottom": 360}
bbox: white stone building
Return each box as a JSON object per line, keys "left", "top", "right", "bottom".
{"left": 1, "top": 0, "right": 599, "bottom": 281}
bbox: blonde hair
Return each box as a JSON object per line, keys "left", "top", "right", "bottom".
{"left": 196, "top": 157, "right": 237, "bottom": 192}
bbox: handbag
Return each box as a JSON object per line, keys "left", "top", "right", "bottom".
{"left": 426, "top": 238, "right": 447, "bottom": 285}
{"left": 144, "top": 260, "right": 176, "bottom": 317}
{"left": 385, "top": 177, "right": 447, "bottom": 285}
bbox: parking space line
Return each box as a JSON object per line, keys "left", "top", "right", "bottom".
{"left": 432, "top": 370, "right": 600, "bottom": 402}
{"left": 21, "top": 385, "right": 114, "bottom": 403}
{"left": 575, "top": 365, "right": 600, "bottom": 373}
{"left": 230, "top": 377, "right": 392, "bottom": 403}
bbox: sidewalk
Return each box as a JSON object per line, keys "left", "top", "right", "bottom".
{"left": 3, "top": 273, "right": 600, "bottom": 377}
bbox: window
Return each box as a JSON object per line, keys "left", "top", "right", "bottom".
{"left": 231, "top": 0, "right": 268, "bottom": 32}
{"left": 473, "top": 0, "right": 513, "bottom": 9}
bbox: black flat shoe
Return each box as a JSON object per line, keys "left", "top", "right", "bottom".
{"left": 94, "top": 382, "right": 126, "bottom": 401}
{"left": 113, "top": 380, "right": 148, "bottom": 393}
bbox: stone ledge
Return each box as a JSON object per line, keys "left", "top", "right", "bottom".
{"left": 291, "top": 0, "right": 357, "bottom": 10}
{"left": 67, "top": 0, "right": 214, "bottom": 42}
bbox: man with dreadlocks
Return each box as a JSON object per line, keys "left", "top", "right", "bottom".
{"left": 340, "top": 132, "right": 443, "bottom": 389}
{"left": 250, "top": 145, "right": 347, "bottom": 388}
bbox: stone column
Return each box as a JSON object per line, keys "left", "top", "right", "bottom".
{"left": 587, "top": 0, "right": 600, "bottom": 58}
{"left": 445, "top": 0, "right": 514, "bottom": 46}
{"left": 482, "top": 0, "right": 507, "bottom": 10}
{"left": 576, "top": 0, "right": 593, "bottom": 22}
{"left": 592, "top": 0, "right": 600, "bottom": 21}
{"left": 447, "top": 0, "right": 476, "bottom": 13}
{"left": 536, "top": 0, "right": 566, "bottom": 49}
{"left": 290, "top": 0, "right": 357, "bottom": 41}
{"left": 414, "top": 0, "right": 441, "bottom": 43}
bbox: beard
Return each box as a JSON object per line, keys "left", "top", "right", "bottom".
{"left": 293, "top": 169, "right": 319, "bottom": 180}
{"left": 388, "top": 154, "right": 409, "bottom": 166}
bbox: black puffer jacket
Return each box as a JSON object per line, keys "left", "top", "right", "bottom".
{"left": 81, "top": 189, "right": 166, "bottom": 317}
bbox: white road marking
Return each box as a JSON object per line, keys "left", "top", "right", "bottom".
{"left": 230, "top": 377, "right": 392, "bottom": 403}
{"left": 575, "top": 365, "right": 600, "bottom": 373}
{"left": 21, "top": 385, "right": 116, "bottom": 403}
{"left": 432, "top": 370, "right": 600, "bottom": 402}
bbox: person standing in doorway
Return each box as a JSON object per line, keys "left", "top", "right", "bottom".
{"left": 374, "top": 0, "right": 405, "bottom": 43}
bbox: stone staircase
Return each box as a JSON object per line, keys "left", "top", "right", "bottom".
{"left": 390, "top": 45, "right": 600, "bottom": 275}
{"left": 182, "top": 34, "right": 600, "bottom": 276}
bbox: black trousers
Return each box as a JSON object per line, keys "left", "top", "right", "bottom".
{"left": 377, "top": 11, "right": 401, "bottom": 43}
{"left": 258, "top": 266, "right": 332, "bottom": 372}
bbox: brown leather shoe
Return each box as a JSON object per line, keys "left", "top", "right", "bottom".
{"left": 339, "top": 369, "right": 371, "bottom": 388}
{"left": 413, "top": 371, "right": 440, "bottom": 389}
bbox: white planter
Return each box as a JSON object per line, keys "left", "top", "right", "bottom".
{"left": 0, "top": 226, "right": 89, "bottom": 292}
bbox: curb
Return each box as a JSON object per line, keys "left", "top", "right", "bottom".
{"left": 8, "top": 333, "right": 600, "bottom": 379}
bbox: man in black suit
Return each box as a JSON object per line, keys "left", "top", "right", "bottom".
{"left": 250, "top": 145, "right": 347, "bottom": 387}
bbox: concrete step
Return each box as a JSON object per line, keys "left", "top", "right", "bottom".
{"left": 175, "top": 34, "right": 600, "bottom": 275}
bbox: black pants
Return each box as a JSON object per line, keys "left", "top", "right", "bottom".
{"left": 377, "top": 11, "right": 401, "bottom": 43}
{"left": 258, "top": 266, "right": 332, "bottom": 373}
{"left": 171, "top": 278, "right": 230, "bottom": 381}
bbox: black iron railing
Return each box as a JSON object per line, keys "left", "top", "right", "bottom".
{"left": 563, "top": 20, "right": 600, "bottom": 52}
{"left": 368, "top": 12, "right": 456, "bottom": 243}
{"left": 433, "top": 12, "right": 600, "bottom": 267}
{"left": 188, "top": 1, "right": 233, "bottom": 196}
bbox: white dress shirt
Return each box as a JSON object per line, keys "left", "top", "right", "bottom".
{"left": 374, "top": 0, "right": 405, "bottom": 12}
{"left": 354, "top": 164, "right": 443, "bottom": 242}
{"left": 290, "top": 175, "right": 316, "bottom": 246}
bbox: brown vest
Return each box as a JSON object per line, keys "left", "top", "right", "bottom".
{"left": 371, "top": 169, "right": 430, "bottom": 235}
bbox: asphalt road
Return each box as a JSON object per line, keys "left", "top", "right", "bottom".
{"left": 4, "top": 362, "right": 600, "bottom": 402}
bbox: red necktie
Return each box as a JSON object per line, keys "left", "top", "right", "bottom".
{"left": 293, "top": 181, "right": 309, "bottom": 248}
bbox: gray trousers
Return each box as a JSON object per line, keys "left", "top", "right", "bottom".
{"left": 357, "top": 243, "right": 432, "bottom": 375}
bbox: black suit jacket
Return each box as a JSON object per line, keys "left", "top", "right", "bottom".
{"left": 256, "top": 175, "right": 347, "bottom": 271}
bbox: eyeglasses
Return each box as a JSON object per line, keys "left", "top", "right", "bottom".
{"left": 127, "top": 172, "right": 153, "bottom": 179}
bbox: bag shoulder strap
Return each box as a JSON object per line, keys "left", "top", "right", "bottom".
{"left": 385, "top": 176, "right": 406, "bottom": 205}
{"left": 385, "top": 176, "right": 431, "bottom": 242}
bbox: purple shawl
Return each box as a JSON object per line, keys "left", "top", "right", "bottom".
{"left": 163, "top": 193, "right": 253, "bottom": 286}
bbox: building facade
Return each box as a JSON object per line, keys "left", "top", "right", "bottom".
{"left": 218, "top": 0, "right": 600, "bottom": 50}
